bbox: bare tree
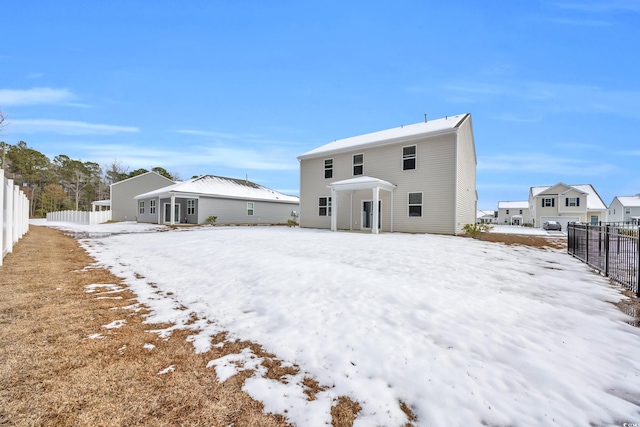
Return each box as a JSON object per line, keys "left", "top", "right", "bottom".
{"left": 1, "top": 108, "right": 8, "bottom": 169}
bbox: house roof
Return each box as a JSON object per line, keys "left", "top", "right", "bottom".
{"left": 530, "top": 183, "right": 607, "bottom": 210}
{"left": 498, "top": 201, "right": 528, "bottom": 209}
{"left": 476, "top": 210, "right": 495, "bottom": 218}
{"left": 111, "top": 170, "right": 175, "bottom": 187}
{"left": 614, "top": 196, "right": 640, "bottom": 207}
{"left": 297, "top": 114, "right": 469, "bottom": 159}
{"left": 134, "top": 175, "right": 300, "bottom": 204}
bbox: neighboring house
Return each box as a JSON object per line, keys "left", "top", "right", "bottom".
{"left": 111, "top": 171, "right": 175, "bottom": 221}
{"left": 477, "top": 210, "right": 497, "bottom": 224}
{"left": 528, "top": 182, "right": 607, "bottom": 230}
{"left": 607, "top": 194, "right": 640, "bottom": 224}
{"left": 297, "top": 113, "right": 477, "bottom": 235}
{"left": 134, "top": 175, "right": 299, "bottom": 225}
{"left": 497, "top": 201, "right": 529, "bottom": 225}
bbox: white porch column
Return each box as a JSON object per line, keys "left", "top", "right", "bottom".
{"left": 170, "top": 193, "right": 176, "bottom": 225}
{"left": 330, "top": 187, "right": 337, "bottom": 232}
{"left": 390, "top": 190, "right": 394, "bottom": 233}
{"left": 372, "top": 186, "right": 379, "bottom": 235}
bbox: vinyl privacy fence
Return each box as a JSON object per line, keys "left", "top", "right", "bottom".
{"left": 46, "top": 210, "right": 112, "bottom": 225}
{"left": 1, "top": 168, "right": 30, "bottom": 267}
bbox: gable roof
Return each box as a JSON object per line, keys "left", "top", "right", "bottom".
{"left": 613, "top": 195, "right": 640, "bottom": 207}
{"left": 498, "top": 201, "right": 528, "bottom": 209}
{"left": 530, "top": 183, "right": 606, "bottom": 210}
{"left": 134, "top": 175, "right": 299, "bottom": 204}
{"left": 297, "top": 113, "right": 470, "bottom": 160}
{"left": 111, "top": 170, "right": 175, "bottom": 187}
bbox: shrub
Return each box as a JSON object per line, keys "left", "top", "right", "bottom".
{"left": 206, "top": 215, "right": 217, "bottom": 225}
{"left": 463, "top": 223, "right": 493, "bottom": 238}
{"left": 287, "top": 219, "right": 298, "bottom": 227}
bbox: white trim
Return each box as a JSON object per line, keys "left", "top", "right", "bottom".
{"left": 408, "top": 191, "right": 423, "bottom": 218}
{"left": 352, "top": 153, "right": 364, "bottom": 176}
{"left": 324, "top": 158, "right": 334, "bottom": 179}
{"left": 402, "top": 144, "right": 417, "bottom": 171}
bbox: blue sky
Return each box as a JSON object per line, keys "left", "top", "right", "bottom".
{"left": 1, "top": 0, "right": 639, "bottom": 210}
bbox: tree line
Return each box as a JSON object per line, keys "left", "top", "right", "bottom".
{"left": 1, "top": 140, "right": 180, "bottom": 217}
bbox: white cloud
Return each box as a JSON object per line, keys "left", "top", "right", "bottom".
{"left": 0, "top": 87, "right": 76, "bottom": 106}
{"left": 11, "top": 119, "right": 139, "bottom": 135}
{"left": 478, "top": 153, "right": 617, "bottom": 176}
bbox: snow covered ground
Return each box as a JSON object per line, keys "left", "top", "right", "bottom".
{"left": 33, "top": 220, "right": 640, "bottom": 426}
{"left": 489, "top": 224, "right": 564, "bottom": 236}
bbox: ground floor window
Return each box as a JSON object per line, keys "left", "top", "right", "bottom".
{"left": 590, "top": 215, "right": 598, "bottom": 225}
{"left": 319, "top": 197, "right": 332, "bottom": 216}
{"left": 149, "top": 199, "right": 156, "bottom": 214}
{"left": 187, "top": 199, "right": 195, "bottom": 215}
{"left": 408, "top": 192, "right": 422, "bottom": 217}
{"left": 247, "top": 202, "right": 254, "bottom": 216}
{"left": 138, "top": 200, "right": 145, "bottom": 215}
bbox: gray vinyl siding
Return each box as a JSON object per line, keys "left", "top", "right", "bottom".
{"left": 197, "top": 197, "right": 298, "bottom": 225}
{"left": 454, "top": 116, "right": 477, "bottom": 234}
{"left": 111, "top": 172, "right": 174, "bottom": 221}
{"left": 299, "top": 132, "right": 459, "bottom": 234}
{"left": 136, "top": 197, "right": 161, "bottom": 223}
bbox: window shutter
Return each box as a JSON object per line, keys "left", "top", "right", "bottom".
{"left": 565, "top": 198, "right": 568, "bottom": 207}
{"left": 577, "top": 197, "right": 580, "bottom": 207}
{"left": 541, "top": 199, "right": 544, "bottom": 207}
{"left": 552, "top": 198, "right": 555, "bottom": 207}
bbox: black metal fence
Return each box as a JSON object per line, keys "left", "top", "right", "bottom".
{"left": 567, "top": 222, "right": 640, "bottom": 296}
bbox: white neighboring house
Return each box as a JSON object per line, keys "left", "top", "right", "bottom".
{"left": 607, "top": 194, "right": 640, "bottom": 224}
{"left": 134, "top": 175, "right": 299, "bottom": 225}
{"left": 297, "top": 114, "right": 477, "bottom": 235}
{"left": 528, "top": 182, "right": 607, "bottom": 230}
{"left": 497, "top": 201, "right": 529, "bottom": 225}
{"left": 477, "top": 210, "right": 497, "bottom": 224}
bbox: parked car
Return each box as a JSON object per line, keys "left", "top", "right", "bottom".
{"left": 543, "top": 221, "right": 562, "bottom": 231}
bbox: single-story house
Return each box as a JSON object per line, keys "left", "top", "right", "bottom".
{"left": 111, "top": 171, "right": 175, "bottom": 221}
{"left": 297, "top": 113, "right": 477, "bottom": 234}
{"left": 497, "top": 201, "right": 529, "bottom": 225}
{"left": 528, "top": 182, "right": 607, "bottom": 229}
{"left": 134, "top": 175, "right": 300, "bottom": 225}
{"left": 607, "top": 194, "right": 640, "bottom": 224}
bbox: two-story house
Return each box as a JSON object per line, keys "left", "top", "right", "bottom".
{"left": 528, "top": 182, "right": 607, "bottom": 230}
{"left": 607, "top": 195, "right": 640, "bottom": 224}
{"left": 297, "top": 114, "right": 477, "bottom": 235}
{"left": 497, "top": 201, "right": 529, "bottom": 225}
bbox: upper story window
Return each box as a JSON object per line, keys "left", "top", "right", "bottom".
{"left": 408, "top": 192, "right": 423, "bottom": 217}
{"left": 625, "top": 207, "right": 631, "bottom": 214}
{"left": 542, "top": 198, "right": 554, "bottom": 207}
{"left": 566, "top": 197, "right": 580, "bottom": 207}
{"left": 247, "top": 202, "right": 254, "bottom": 216}
{"left": 324, "top": 159, "right": 333, "bottom": 179}
{"left": 506, "top": 209, "right": 510, "bottom": 214}
{"left": 353, "top": 154, "right": 363, "bottom": 176}
{"left": 138, "top": 200, "right": 145, "bottom": 215}
{"left": 519, "top": 209, "right": 523, "bottom": 214}
{"left": 319, "top": 197, "right": 332, "bottom": 216}
{"left": 403, "top": 145, "right": 416, "bottom": 170}
{"left": 187, "top": 199, "right": 196, "bottom": 215}
{"left": 150, "top": 199, "right": 156, "bottom": 215}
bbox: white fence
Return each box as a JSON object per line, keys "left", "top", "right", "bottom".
{"left": 46, "top": 209, "right": 112, "bottom": 225}
{"left": 1, "top": 168, "right": 30, "bottom": 267}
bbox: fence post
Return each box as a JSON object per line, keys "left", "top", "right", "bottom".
{"left": 636, "top": 226, "right": 640, "bottom": 297}
{"left": 604, "top": 224, "right": 609, "bottom": 277}
{"left": 585, "top": 224, "right": 589, "bottom": 266}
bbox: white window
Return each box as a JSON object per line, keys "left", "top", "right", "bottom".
{"left": 353, "top": 154, "right": 363, "bottom": 176}
{"left": 626, "top": 207, "right": 631, "bottom": 214}
{"left": 402, "top": 145, "right": 416, "bottom": 170}
{"left": 247, "top": 202, "right": 254, "bottom": 216}
{"left": 566, "top": 197, "right": 579, "bottom": 207}
{"left": 149, "top": 199, "right": 156, "bottom": 215}
{"left": 408, "top": 192, "right": 422, "bottom": 217}
{"left": 187, "top": 199, "right": 195, "bottom": 215}
{"left": 319, "top": 197, "right": 332, "bottom": 216}
{"left": 138, "top": 200, "right": 145, "bottom": 215}
{"left": 324, "top": 159, "right": 333, "bottom": 179}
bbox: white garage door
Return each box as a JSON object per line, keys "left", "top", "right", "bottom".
{"left": 540, "top": 216, "right": 580, "bottom": 231}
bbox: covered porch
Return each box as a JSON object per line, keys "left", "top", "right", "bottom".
{"left": 327, "top": 176, "right": 397, "bottom": 234}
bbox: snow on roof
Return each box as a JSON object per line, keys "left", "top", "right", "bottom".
{"left": 298, "top": 114, "right": 469, "bottom": 159}
{"left": 531, "top": 183, "right": 606, "bottom": 210}
{"left": 476, "top": 210, "right": 495, "bottom": 218}
{"left": 498, "top": 201, "right": 528, "bottom": 209}
{"left": 615, "top": 195, "right": 640, "bottom": 207}
{"left": 134, "top": 175, "right": 299, "bottom": 204}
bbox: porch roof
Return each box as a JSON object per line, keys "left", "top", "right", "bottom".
{"left": 327, "top": 176, "right": 397, "bottom": 192}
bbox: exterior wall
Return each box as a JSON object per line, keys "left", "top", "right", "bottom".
{"left": 136, "top": 197, "right": 160, "bottom": 223}
{"left": 111, "top": 172, "right": 174, "bottom": 221}
{"left": 497, "top": 207, "right": 529, "bottom": 225}
{"left": 558, "top": 188, "right": 587, "bottom": 216}
{"left": 197, "top": 197, "right": 298, "bottom": 225}
{"left": 299, "top": 132, "right": 459, "bottom": 234}
{"left": 608, "top": 198, "right": 624, "bottom": 222}
{"left": 454, "top": 116, "right": 477, "bottom": 234}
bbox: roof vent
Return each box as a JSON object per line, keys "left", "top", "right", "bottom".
{"left": 424, "top": 113, "right": 427, "bottom": 123}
